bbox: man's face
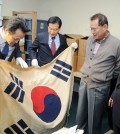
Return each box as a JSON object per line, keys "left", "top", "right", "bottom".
{"left": 4, "top": 28, "right": 25, "bottom": 46}
{"left": 90, "top": 19, "right": 108, "bottom": 40}
{"left": 48, "top": 23, "right": 60, "bottom": 37}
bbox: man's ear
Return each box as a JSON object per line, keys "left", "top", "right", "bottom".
{"left": 4, "top": 28, "right": 9, "bottom": 35}
{"left": 103, "top": 24, "right": 108, "bottom": 31}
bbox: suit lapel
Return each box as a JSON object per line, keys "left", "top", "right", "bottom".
{"left": 0, "top": 51, "right": 5, "bottom": 59}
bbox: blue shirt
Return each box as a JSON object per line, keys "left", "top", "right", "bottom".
{"left": 48, "top": 34, "right": 60, "bottom": 51}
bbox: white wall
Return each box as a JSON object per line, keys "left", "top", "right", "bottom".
{"left": 2, "top": 0, "right": 120, "bottom": 38}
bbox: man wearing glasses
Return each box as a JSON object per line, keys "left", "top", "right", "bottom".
{"left": 75, "top": 13, "right": 120, "bottom": 134}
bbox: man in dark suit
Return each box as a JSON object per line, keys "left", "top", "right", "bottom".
{"left": 0, "top": 17, "right": 30, "bottom": 68}
{"left": 29, "top": 16, "right": 77, "bottom": 67}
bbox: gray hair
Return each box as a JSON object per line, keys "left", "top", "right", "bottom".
{"left": 3, "top": 17, "right": 30, "bottom": 34}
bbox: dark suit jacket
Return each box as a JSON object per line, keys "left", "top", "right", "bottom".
{"left": 113, "top": 74, "right": 120, "bottom": 127}
{"left": 29, "top": 32, "right": 68, "bottom": 66}
{"left": 0, "top": 43, "right": 22, "bottom": 62}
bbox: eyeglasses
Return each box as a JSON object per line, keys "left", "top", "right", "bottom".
{"left": 90, "top": 25, "right": 104, "bottom": 31}
{"left": 90, "top": 26, "right": 100, "bottom": 31}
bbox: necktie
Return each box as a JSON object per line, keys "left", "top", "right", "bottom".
{"left": 2, "top": 42, "right": 9, "bottom": 58}
{"left": 50, "top": 37, "right": 56, "bottom": 55}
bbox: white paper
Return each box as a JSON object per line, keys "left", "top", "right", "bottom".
{"left": 52, "top": 125, "right": 84, "bottom": 134}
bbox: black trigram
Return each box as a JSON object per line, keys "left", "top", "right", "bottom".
{"left": 50, "top": 59, "right": 72, "bottom": 82}
{"left": 4, "top": 73, "right": 25, "bottom": 103}
{"left": 4, "top": 119, "right": 34, "bottom": 134}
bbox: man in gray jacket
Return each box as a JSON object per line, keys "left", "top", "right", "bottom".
{"left": 75, "top": 13, "right": 120, "bottom": 134}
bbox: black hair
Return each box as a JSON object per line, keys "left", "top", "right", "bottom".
{"left": 47, "top": 16, "right": 62, "bottom": 28}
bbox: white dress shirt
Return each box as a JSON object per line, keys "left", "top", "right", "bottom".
{"left": 0, "top": 27, "right": 15, "bottom": 60}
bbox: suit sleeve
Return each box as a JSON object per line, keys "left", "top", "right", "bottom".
{"left": 64, "top": 37, "right": 68, "bottom": 48}
{"left": 29, "top": 35, "right": 39, "bottom": 60}
{"left": 14, "top": 43, "right": 22, "bottom": 59}
{"left": 62, "top": 35, "right": 68, "bottom": 49}
{"left": 113, "top": 42, "right": 120, "bottom": 78}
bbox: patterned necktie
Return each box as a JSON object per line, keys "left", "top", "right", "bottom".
{"left": 2, "top": 42, "right": 9, "bottom": 58}
{"left": 50, "top": 37, "right": 56, "bottom": 55}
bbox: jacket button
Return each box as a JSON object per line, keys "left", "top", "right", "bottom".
{"left": 90, "top": 58, "right": 92, "bottom": 60}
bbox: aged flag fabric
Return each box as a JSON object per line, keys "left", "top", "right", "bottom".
{"left": 0, "top": 46, "right": 74, "bottom": 134}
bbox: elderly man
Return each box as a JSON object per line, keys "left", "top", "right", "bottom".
{"left": 75, "top": 13, "right": 120, "bottom": 134}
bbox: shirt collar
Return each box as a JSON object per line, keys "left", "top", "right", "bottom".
{"left": 93, "top": 31, "right": 110, "bottom": 44}
{"left": 49, "top": 34, "right": 59, "bottom": 40}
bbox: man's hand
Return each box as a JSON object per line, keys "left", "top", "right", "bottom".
{"left": 16, "top": 57, "right": 28, "bottom": 68}
{"left": 31, "top": 59, "right": 38, "bottom": 67}
{"left": 71, "top": 42, "right": 78, "bottom": 49}
{"left": 108, "top": 97, "right": 113, "bottom": 107}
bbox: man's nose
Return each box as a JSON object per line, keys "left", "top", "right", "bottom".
{"left": 14, "top": 41, "right": 19, "bottom": 44}
{"left": 91, "top": 30, "right": 95, "bottom": 35}
{"left": 51, "top": 30, "right": 55, "bottom": 34}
